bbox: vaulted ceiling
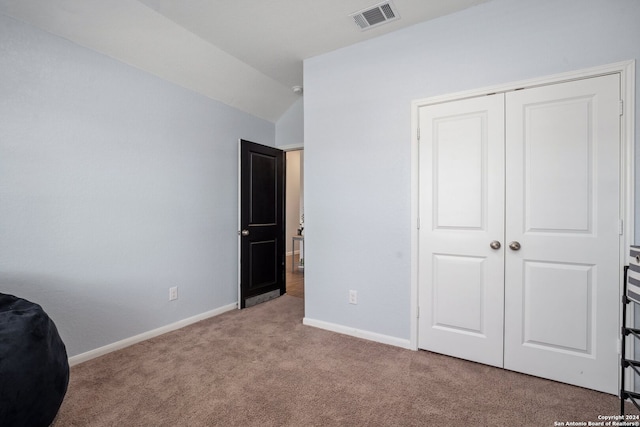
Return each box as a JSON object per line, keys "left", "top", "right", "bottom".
{"left": 0, "top": 0, "right": 490, "bottom": 122}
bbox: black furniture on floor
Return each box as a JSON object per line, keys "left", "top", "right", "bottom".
{"left": 0, "top": 293, "right": 69, "bottom": 426}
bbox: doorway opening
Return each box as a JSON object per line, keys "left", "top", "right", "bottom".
{"left": 285, "top": 149, "right": 304, "bottom": 299}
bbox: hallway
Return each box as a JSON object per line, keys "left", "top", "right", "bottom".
{"left": 286, "top": 253, "right": 304, "bottom": 299}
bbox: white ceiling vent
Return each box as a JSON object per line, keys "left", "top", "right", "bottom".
{"left": 350, "top": 1, "right": 400, "bottom": 31}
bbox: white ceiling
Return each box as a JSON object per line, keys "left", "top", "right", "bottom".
{"left": 0, "top": 0, "right": 490, "bottom": 122}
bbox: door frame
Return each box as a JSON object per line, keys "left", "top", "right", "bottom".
{"left": 410, "top": 60, "right": 635, "bottom": 380}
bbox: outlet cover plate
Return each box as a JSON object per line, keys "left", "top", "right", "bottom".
{"left": 349, "top": 290, "right": 357, "bottom": 304}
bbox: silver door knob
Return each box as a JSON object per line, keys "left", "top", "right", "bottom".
{"left": 240, "top": 229, "right": 250, "bottom": 236}
{"left": 489, "top": 241, "right": 501, "bottom": 250}
{"left": 509, "top": 241, "right": 521, "bottom": 251}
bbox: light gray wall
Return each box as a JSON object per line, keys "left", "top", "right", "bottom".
{"left": 0, "top": 13, "right": 274, "bottom": 357}
{"left": 303, "top": 0, "right": 640, "bottom": 341}
{"left": 278, "top": 98, "right": 304, "bottom": 256}
{"left": 276, "top": 97, "right": 304, "bottom": 148}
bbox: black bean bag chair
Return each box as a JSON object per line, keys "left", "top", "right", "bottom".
{"left": 0, "top": 293, "right": 69, "bottom": 427}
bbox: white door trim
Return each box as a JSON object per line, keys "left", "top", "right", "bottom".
{"left": 278, "top": 143, "right": 304, "bottom": 151}
{"left": 410, "top": 61, "right": 636, "bottom": 365}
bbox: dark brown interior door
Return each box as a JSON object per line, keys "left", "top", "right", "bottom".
{"left": 239, "top": 139, "right": 285, "bottom": 308}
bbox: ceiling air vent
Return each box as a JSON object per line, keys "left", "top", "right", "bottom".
{"left": 350, "top": 1, "right": 400, "bottom": 31}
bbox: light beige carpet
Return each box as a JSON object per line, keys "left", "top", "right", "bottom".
{"left": 53, "top": 295, "right": 634, "bottom": 426}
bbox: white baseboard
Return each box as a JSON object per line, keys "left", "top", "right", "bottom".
{"left": 302, "top": 317, "right": 413, "bottom": 350}
{"left": 68, "top": 302, "right": 237, "bottom": 366}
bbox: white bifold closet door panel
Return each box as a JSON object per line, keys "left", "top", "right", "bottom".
{"left": 418, "top": 73, "right": 621, "bottom": 394}
{"left": 418, "top": 94, "right": 506, "bottom": 368}
{"left": 503, "top": 74, "right": 620, "bottom": 394}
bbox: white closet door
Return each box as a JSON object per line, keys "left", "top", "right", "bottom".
{"left": 503, "top": 74, "right": 621, "bottom": 394}
{"left": 418, "top": 94, "right": 505, "bottom": 367}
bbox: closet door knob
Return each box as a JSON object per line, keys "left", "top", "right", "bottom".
{"left": 509, "top": 241, "right": 521, "bottom": 251}
{"left": 489, "top": 241, "right": 501, "bottom": 250}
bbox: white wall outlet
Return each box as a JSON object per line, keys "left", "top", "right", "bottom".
{"left": 348, "top": 290, "right": 357, "bottom": 305}
{"left": 169, "top": 286, "right": 178, "bottom": 301}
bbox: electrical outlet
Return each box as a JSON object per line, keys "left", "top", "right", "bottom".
{"left": 349, "top": 290, "right": 357, "bottom": 305}
{"left": 169, "top": 286, "right": 178, "bottom": 301}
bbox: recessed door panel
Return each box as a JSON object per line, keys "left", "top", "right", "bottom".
{"left": 434, "top": 114, "right": 485, "bottom": 230}
{"left": 250, "top": 153, "right": 277, "bottom": 225}
{"left": 432, "top": 254, "right": 485, "bottom": 334}
{"left": 249, "top": 240, "right": 278, "bottom": 290}
{"left": 522, "top": 261, "right": 593, "bottom": 354}
{"left": 524, "top": 97, "right": 593, "bottom": 234}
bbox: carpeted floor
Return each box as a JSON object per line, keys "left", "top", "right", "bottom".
{"left": 53, "top": 295, "right": 635, "bottom": 426}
